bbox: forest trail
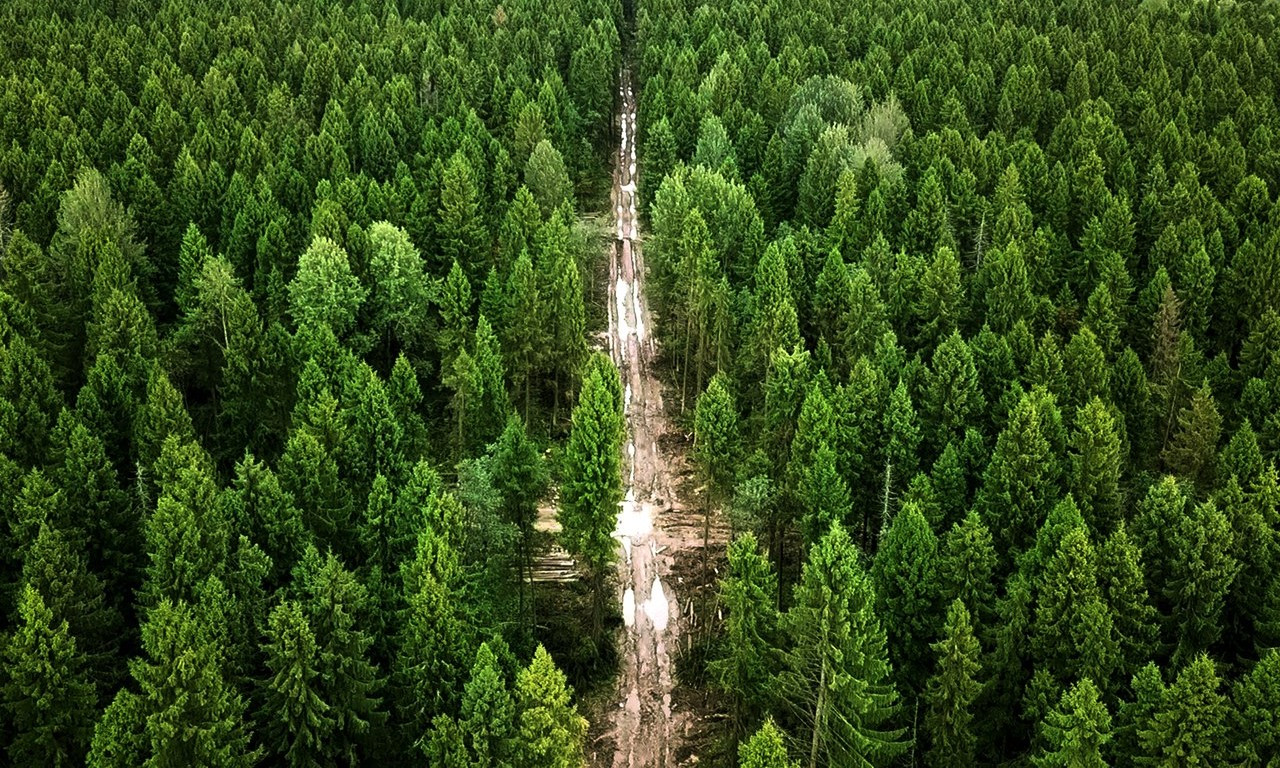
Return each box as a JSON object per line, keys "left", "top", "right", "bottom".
{"left": 597, "top": 68, "right": 697, "bottom": 768}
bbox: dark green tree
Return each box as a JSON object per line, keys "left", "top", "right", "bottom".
{"left": 924, "top": 599, "right": 983, "bottom": 768}
{"left": 782, "top": 524, "right": 907, "bottom": 768}
{"left": 260, "top": 600, "right": 333, "bottom": 768}
{"left": 711, "top": 533, "right": 780, "bottom": 739}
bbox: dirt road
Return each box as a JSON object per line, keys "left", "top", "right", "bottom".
{"left": 599, "top": 68, "right": 695, "bottom": 768}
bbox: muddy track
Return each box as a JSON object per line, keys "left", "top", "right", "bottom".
{"left": 595, "top": 67, "right": 701, "bottom": 768}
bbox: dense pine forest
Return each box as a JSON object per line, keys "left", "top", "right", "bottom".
{"left": 0, "top": 0, "right": 1278, "bottom": 765}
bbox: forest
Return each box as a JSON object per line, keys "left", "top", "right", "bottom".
{"left": 0, "top": 0, "right": 1278, "bottom": 765}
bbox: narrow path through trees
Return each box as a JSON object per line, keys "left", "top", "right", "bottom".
{"left": 601, "top": 67, "right": 692, "bottom": 768}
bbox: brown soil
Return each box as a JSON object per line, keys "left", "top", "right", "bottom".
{"left": 584, "top": 66, "right": 731, "bottom": 768}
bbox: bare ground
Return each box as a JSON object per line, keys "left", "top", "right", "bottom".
{"left": 583, "top": 67, "right": 731, "bottom": 768}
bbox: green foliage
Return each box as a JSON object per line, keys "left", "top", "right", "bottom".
{"left": 711, "top": 534, "right": 780, "bottom": 738}
{"left": 1032, "top": 678, "right": 1110, "bottom": 768}
{"left": 513, "top": 646, "right": 588, "bottom": 768}
{"left": 739, "top": 718, "right": 799, "bottom": 768}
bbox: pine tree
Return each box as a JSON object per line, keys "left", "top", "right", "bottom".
{"left": 783, "top": 524, "right": 907, "bottom": 768}
{"left": 1032, "top": 678, "right": 1110, "bottom": 768}
{"left": 711, "top": 533, "right": 780, "bottom": 738}
{"left": 3, "top": 584, "right": 96, "bottom": 766}
{"left": 260, "top": 600, "right": 333, "bottom": 768}
{"left": 461, "top": 642, "right": 516, "bottom": 767}
{"left": 514, "top": 645, "right": 588, "bottom": 768}
{"left": 695, "top": 373, "right": 740, "bottom": 538}
{"left": 437, "top": 151, "right": 489, "bottom": 279}
{"left": 504, "top": 250, "right": 543, "bottom": 421}
{"left": 490, "top": 414, "right": 548, "bottom": 622}
{"left": 545, "top": 250, "right": 587, "bottom": 424}
{"left": 873, "top": 502, "right": 942, "bottom": 694}
{"left": 558, "top": 360, "right": 624, "bottom": 643}
{"left": 739, "top": 718, "right": 799, "bottom": 768}
{"left": 396, "top": 535, "right": 469, "bottom": 736}
{"left": 1097, "top": 523, "right": 1159, "bottom": 674}
{"left": 1032, "top": 526, "right": 1119, "bottom": 689}
{"left": 1230, "top": 649, "right": 1280, "bottom": 766}
{"left": 438, "top": 260, "right": 473, "bottom": 376}
{"left": 1166, "top": 500, "right": 1239, "bottom": 664}
{"left": 925, "top": 332, "right": 984, "bottom": 454}
{"left": 978, "top": 388, "right": 1059, "bottom": 558}
{"left": 1161, "top": 379, "right": 1221, "bottom": 490}
{"left": 924, "top": 599, "right": 983, "bottom": 768}
{"left": 883, "top": 380, "right": 921, "bottom": 497}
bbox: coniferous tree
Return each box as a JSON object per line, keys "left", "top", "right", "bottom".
{"left": 460, "top": 642, "right": 517, "bottom": 767}
{"left": 711, "top": 533, "right": 780, "bottom": 739}
{"left": 739, "top": 718, "right": 799, "bottom": 768}
{"left": 513, "top": 645, "right": 588, "bottom": 768}
{"left": 298, "top": 550, "right": 384, "bottom": 764}
{"left": 1097, "top": 523, "right": 1159, "bottom": 673}
{"left": 558, "top": 359, "right": 624, "bottom": 643}
{"left": 260, "top": 600, "right": 333, "bottom": 768}
{"left": 3, "top": 584, "right": 96, "bottom": 767}
{"left": 873, "top": 501, "right": 942, "bottom": 694}
{"left": 1139, "top": 655, "right": 1228, "bottom": 767}
{"left": 132, "top": 598, "right": 258, "bottom": 767}
{"left": 782, "top": 524, "right": 907, "bottom": 768}
{"left": 938, "top": 511, "right": 998, "bottom": 636}
{"left": 924, "top": 599, "right": 983, "bottom": 768}
{"left": 1230, "top": 649, "right": 1280, "bottom": 766}
{"left": 1069, "top": 398, "right": 1124, "bottom": 536}
{"left": 1032, "top": 678, "right": 1110, "bottom": 768}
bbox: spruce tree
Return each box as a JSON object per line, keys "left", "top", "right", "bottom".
{"left": 298, "top": 550, "right": 384, "bottom": 764}
{"left": 1139, "top": 655, "right": 1228, "bottom": 766}
{"left": 978, "top": 388, "right": 1059, "bottom": 558}
{"left": 3, "top": 584, "right": 96, "bottom": 766}
{"left": 938, "top": 511, "right": 998, "bottom": 637}
{"left": 1069, "top": 398, "right": 1124, "bottom": 536}
{"left": 924, "top": 599, "right": 983, "bottom": 768}
{"left": 1097, "top": 523, "right": 1159, "bottom": 674}
{"left": 739, "top": 718, "right": 799, "bottom": 768}
{"left": 260, "top": 600, "right": 333, "bottom": 768}
{"left": 711, "top": 533, "right": 780, "bottom": 738}
{"left": 1166, "top": 499, "right": 1239, "bottom": 664}
{"left": 558, "top": 360, "right": 624, "bottom": 643}
{"left": 1032, "top": 678, "right": 1110, "bottom": 768}
{"left": 873, "top": 502, "right": 942, "bottom": 694}
{"left": 1161, "top": 380, "right": 1221, "bottom": 490}
{"left": 132, "top": 599, "right": 258, "bottom": 767}
{"left": 461, "top": 642, "right": 517, "bottom": 767}
{"left": 1031, "top": 526, "right": 1119, "bottom": 687}
{"left": 783, "top": 524, "right": 907, "bottom": 768}
{"left": 1230, "top": 649, "right": 1280, "bottom": 766}
{"left": 514, "top": 646, "right": 588, "bottom": 768}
